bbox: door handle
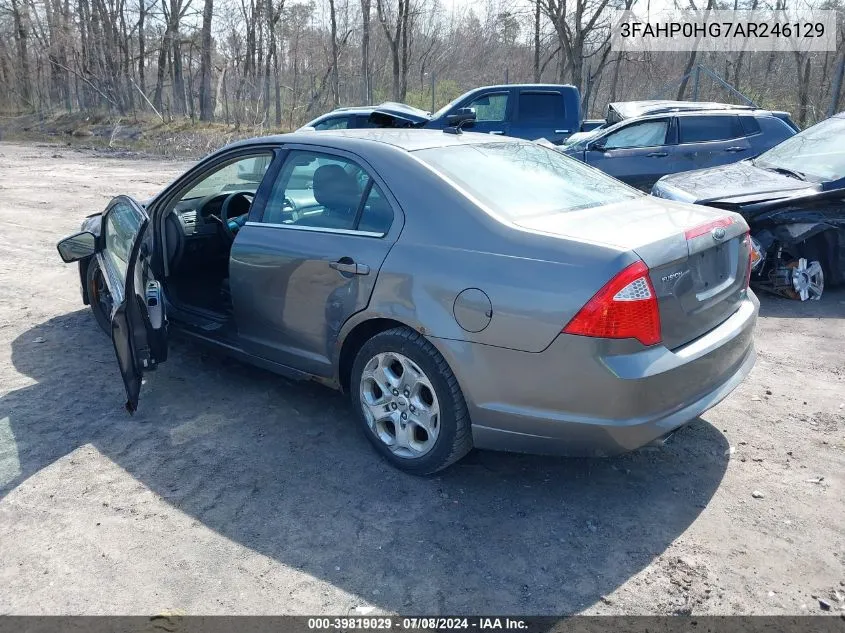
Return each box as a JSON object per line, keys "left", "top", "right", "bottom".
{"left": 725, "top": 146, "right": 747, "bottom": 152}
{"left": 646, "top": 151, "right": 668, "bottom": 158}
{"left": 488, "top": 130, "right": 504, "bottom": 135}
{"left": 329, "top": 259, "right": 370, "bottom": 275}
{"left": 554, "top": 129, "right": 570, "bottom": 134}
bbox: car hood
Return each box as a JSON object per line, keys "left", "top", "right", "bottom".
{"left": 370, "top": 102, "right": 431, "bottom": 126}
{"left": 655, "top": 160, "right": 816, "bottom": 205}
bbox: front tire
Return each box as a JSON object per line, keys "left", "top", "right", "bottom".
{"left": 350, "top": 327, "right": 473, "bottom": 475}
{"left": 85, "top": 258, "right": 113, "bottom": 336}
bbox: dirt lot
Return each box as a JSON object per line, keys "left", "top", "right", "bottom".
{"left": 0, "top": 141, "right": 843, "bottom": 616}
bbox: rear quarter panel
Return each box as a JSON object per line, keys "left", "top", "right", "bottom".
{"left": 355, "top": 145, "right": 633, "bottom": 353}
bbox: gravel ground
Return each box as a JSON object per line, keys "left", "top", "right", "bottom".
{"left": 0, "top": 141, "right": 844, "bottom": 616}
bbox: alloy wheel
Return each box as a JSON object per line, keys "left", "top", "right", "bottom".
{"left": 358, "top": 351, "right": 441, "bottom": 458}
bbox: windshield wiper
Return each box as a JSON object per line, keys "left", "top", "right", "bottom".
{"left": 753, "top": 160, "right": 808, "bottom": 181}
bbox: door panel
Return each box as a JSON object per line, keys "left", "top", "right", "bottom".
{"left": 99, "top": 196, "right": 167, "bottom": 412}
{"left": 230, "top": 227, "right": 396, "bottom": 375}
{"left": 674, "top": 115, "right": 751, "bottom": 173}
{"left": 584, "top": 118, "right": 675, "bottom": 191}
{"left": 510, "top": 90, "right": 571, "bottom": 143}
{"left": 674, "top": 137, "right": 751, "bottom": 173}
{"left": 230, "top": 147, "right": 402, "bottom": 376}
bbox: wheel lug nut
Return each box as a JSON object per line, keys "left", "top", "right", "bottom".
{"left": 404, "top": 389, "right": 410, "bottom": 397}
{"left": 392, "top": 389, "right": 399, "bottom": 396}
{"left": 409, "top": 405, "right": 416, "bottom": 413}
{"left": 391, "top": 402, "right": 398, "bottom": 410}
{"left": 401, "top": 412, "right": 408, "bottom": 420}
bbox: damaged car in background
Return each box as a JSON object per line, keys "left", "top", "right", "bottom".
{"left": 652, "top": 111, "right": 845, "bottom": 301}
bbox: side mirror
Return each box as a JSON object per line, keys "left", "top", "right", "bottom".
{"left": 587, "top": 139, "right": 607, "bottom": 152}
{"left": 445, "top": 108, "right": 477, "bottom": 128}
{"left": 57, "top": 231, "right": 97, "bottom": 263}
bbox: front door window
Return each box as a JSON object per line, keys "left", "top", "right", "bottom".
{"left": 467, "top": 93, "right": 509, "bottom": 123}
{"left": 603, "top": 120, "right": 669, "bottom": 149}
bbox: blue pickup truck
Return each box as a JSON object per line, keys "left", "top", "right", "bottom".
{"left": 301, "top": 84, "right": 595, "bottom": 144}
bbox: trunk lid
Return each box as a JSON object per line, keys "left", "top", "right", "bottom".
{"left": 513, "top": 197, "right": 751, "bottom": 349}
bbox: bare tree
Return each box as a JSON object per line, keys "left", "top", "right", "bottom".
{"left": 376, "top": 0, "right": 410, "bottom": 100}
{"left": 361, "top": 0, "right": 370, "bottom": 103}
{"left": 328, "top": 0, "right": 339, "bottom": 106}
{"left": 10, "top": 0, "right": 32, "bottom": 104}
{"left": 198, "top": 0, "right": 213, "bottom": 119}
{"left": 541, "top": 0, "right": 613, "bottom": 92}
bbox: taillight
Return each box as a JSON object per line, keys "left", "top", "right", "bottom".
{"left": 563, "top": 260, "right": 661, "bottom": 346}
{"left": 742, "top": 231, "right": 753, "bottom": 290}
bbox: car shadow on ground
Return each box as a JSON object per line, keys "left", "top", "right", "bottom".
{"left": 1, "top": 309, "right": 731, "bottom": 614}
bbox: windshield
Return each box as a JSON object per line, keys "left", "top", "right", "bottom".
{"left": 415, "top": 142, "right": 641, "bottom": 219}
{"left": 432, "top": 94, "right": 468, "bottom": 120}
{"left": 754, "top": 115, "right": 845, "bottom": 182}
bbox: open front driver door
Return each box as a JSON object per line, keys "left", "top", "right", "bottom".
{"left": 99, "top": 195, "right": 168, "bottom": 412}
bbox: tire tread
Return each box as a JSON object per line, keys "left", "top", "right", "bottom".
{"left": 354, "top": 326, "right": 473, "bottom": 474}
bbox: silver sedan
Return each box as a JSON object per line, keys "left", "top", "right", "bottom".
{"left": 56, "top": 129, "right": 758, "bottom": 474}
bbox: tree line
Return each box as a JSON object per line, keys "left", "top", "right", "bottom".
{"left": 0, "top": 0, "right": 843, "bottom": 130}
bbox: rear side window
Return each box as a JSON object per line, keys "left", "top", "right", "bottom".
{"left": 739, "top": 115, "right": 761, "bottom": 136}
{"left": 759, "top": 116, "right": 797, "bottom": 143}
{"left": 518, "top": 92, "right": 565, "bottom": 122}
{"left": 261, "top": 150, "right": 392, "bottom": 234}
{"left": 679, "top": 116, "right": 742, "bottom": 143}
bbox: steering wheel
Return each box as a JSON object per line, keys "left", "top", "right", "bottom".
{"left": 219, "top": 192, "right": 254, "bottom": 242}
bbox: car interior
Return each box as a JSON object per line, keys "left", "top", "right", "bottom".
{"left": 161, "top": 151, "right": 393, "bottom": 321}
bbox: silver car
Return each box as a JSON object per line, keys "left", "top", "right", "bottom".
{"left": 56, "top": 129, "right": 758, "bottom": 474}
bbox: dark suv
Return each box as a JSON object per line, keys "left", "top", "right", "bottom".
{"left": 561, "top": 109, "right": 797, "bottom": 191}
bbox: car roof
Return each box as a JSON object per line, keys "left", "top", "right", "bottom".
{"left": 673, "top": 108, "right": 770, "bottom": 118}
{"left": 472, "top": 83, "right": 576, "bottom": 90}
{"left": 609, "top": 100, "right": 756, "bottom": 119}
{"left": 614, "top": 108, "right": 774, "bottom": 126}
{"left": 315, "top": 106, "right": 377, "bottom": 116}
{"left": 224, "top": 128, "right": 516, "bottom": 153}
{"left": 318, "top": 101, "right": 431, "bottom": 118}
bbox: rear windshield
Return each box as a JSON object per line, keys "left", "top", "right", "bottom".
{"left": 414, "top": 141, "right": 641, "bottom": 219}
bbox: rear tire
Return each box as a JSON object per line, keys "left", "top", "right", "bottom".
{"left": 85, "top": 258, "right": 113, "bottom": 336}
{"left": 350, "top": 327, "right": 473, "bottom": 475}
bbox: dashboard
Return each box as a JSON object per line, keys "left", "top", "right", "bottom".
{"left": 171, "top": 191, "right": 253, "bottom": 238}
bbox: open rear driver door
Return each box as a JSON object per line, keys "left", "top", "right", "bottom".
{"left": 96, "top": 196, "right": 167, "bottom": 412}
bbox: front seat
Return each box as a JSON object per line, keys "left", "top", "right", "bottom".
{"left": 304, "top": 164, "right": 360, "bottom": 229}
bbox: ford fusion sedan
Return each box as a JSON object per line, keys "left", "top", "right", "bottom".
{"left": 56, "top": 129, "right": 758, "bottom": 474}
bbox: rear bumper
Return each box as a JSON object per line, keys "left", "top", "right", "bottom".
{"left": 433, "top": 292, "right": 759, "bottom": 457}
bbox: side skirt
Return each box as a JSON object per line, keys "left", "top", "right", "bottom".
{"left": 172, "top": 325, "right": 340, "bottom": 390}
